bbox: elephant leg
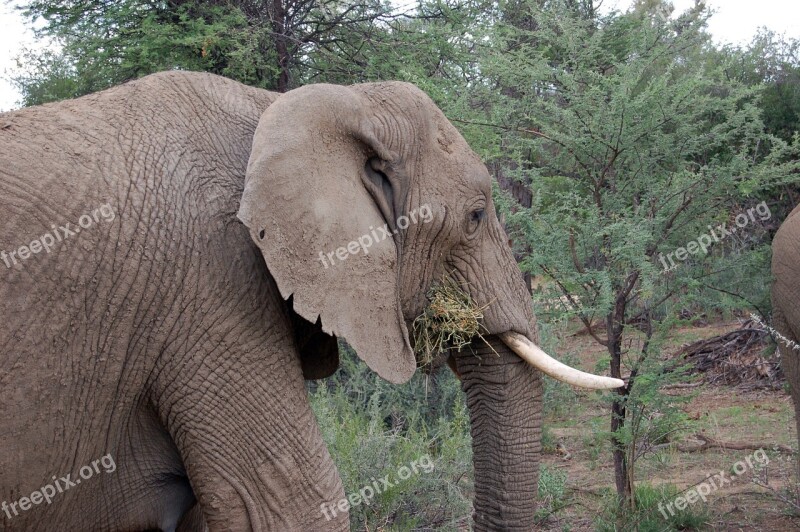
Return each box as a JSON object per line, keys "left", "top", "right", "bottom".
{"left": 775, "top": 308, "right": 800, "bottom": 474}
{"left": 155, "top": 331, "right": 347, "bottom": 531}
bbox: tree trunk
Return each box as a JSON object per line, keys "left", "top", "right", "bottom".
{"left": 271, "top": 0, "right": 290, "bottom": 92}
{"left": 608, "top": 311, "right": 634, "bottom": 507}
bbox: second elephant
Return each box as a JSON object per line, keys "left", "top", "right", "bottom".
{"left": 772, "top": 204, "right": 800, "bottom": 475}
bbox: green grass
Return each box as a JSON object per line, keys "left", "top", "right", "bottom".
{"left": 701, "top": 404, "right": 795, "bottom": 445}
{"left": 594, "top": 484, "right": 711, "bottom": 532}
{"left": 537, "top": 465, "right": 570, "bottom": 522}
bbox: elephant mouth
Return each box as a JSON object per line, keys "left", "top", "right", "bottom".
{"left": 410, "top": 278, "right": 623, "bottom": 390}
{"left": 499, "top": 331, "right": 624, "bottom": 390}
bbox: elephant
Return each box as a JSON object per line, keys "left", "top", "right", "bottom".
{"left": 772, "top": 203, "right": 800, "bottom": 469}
{"left": 0, "top": 71, "right": 621, "bottom": 531}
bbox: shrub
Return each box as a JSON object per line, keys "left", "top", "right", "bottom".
{"left": 595, "top": 483, "right": 710, "bottom": 532}
{"left": 309, "top": 343, "right": 473, "bottom": 530}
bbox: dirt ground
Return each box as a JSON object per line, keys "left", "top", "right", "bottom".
{"left": 539, "top": 320, "right": 800, "bottom": 531}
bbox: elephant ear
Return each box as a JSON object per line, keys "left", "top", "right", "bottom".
{"left": 237, "top": 84, "right": 416, "bottom": 384}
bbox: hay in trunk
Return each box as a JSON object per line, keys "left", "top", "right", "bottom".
{"left": 412, "top": 276, "right": 490, "bottom": 366}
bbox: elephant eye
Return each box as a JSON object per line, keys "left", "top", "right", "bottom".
{"left": 466, "top": 208, "right": 485, "bottom": 235}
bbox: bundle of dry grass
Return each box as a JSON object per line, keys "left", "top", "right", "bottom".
{"left": 412, "top": 277, "right": 489, "bottom": 366}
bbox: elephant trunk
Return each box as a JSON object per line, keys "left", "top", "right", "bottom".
{"left": 454, "top": 335, "right": 542, "bottom": 531}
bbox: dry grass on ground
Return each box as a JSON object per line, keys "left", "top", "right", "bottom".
{"left": 539, "top": 320, "right": 800, "bottom": 531}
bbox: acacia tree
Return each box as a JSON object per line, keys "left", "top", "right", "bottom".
{"left": 303, "top": 0, "right": 484, "bottom": 93}
{"left": 710, "top": 31, "right": 800, "bottom": 223}
{"left": 12, "top": 0, "right": 429, "bottom": 103}
{"left": 719, "top": 30, "right": 800, "bottom": 144}
{"left": 468, "top": 0, "right": 799, "bottom": 509}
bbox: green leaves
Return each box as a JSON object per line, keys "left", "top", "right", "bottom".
{"left": 13, "top": 0, "right": 440, "bottom": 100}
{"left": 451, "top": 0, "right": 799, "bottom": 508}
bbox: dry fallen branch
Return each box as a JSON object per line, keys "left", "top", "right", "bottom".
{"left": 677, "top": 319, "right": 783, "bottom": 390}
{"left": 661, "top": 382, "right": 705, "bottom": 390}
{"left": 668, "top": 433, "right": 795, "bottom": 454}
{"left": 752, "top": 477, "right": 800, "bottom": 513}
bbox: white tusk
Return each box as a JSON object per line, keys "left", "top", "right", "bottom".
{"left": 500, "top": 331, "right": 625, "bottom": 390}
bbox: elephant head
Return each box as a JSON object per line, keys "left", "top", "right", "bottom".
{"left": 237, "top": 82, "right": 622, "bottom": 529}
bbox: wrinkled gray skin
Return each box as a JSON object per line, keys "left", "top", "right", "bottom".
{"left": 0, "top": 72, "right": 540, "bottom": 531}
{"left": 773, "top": 204, "right": 800, "bottom": 471}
